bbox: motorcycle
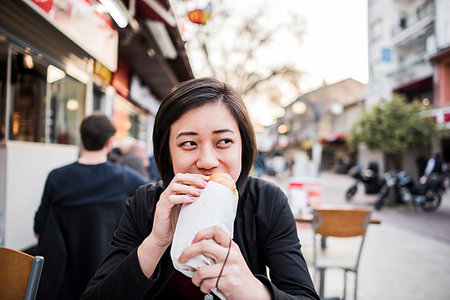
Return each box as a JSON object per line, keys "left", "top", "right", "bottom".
{"left": 345, "top": 165, "right": 387, "bottom": 201}
{"left": 374, "top": 171, "right": 445, "bottom": 212}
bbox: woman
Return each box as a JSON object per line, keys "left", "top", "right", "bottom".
{"left": 82, "top": 78, "right": 319, "bottom": 300}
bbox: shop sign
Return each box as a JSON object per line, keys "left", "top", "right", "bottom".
{"left": 444, "top": 112, "right": 450, "bottom": 123}
{"left": 112, "top": 60, "right": 130, "bottom": 99}
{"left": 25, "top": 0, "right": 118, "bottom": 71}
{"left": 31, "top": 0, "right": 53, "bottom": 13}
{"left": 424, "top": 106, "right": 450, "bottom": 129}
{"left": 129, "top": 75, "right": 160, "bottom": 115}
{"left": 93, "top": 61, "right": 112, "bottom": 85}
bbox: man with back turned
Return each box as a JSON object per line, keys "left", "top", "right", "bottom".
{"left": 34, "top": 113, "right": 148, "bottom": 300}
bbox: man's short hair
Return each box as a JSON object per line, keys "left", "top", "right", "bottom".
{"left": 80, "top": 113, "right": 116, "bottom": 151}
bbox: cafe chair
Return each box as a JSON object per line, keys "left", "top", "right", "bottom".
{"left": 0, "top": 247, "right": 44, "bottom": 300}
{"left": 311, "top": 207, "right": 371, "bottom": 300}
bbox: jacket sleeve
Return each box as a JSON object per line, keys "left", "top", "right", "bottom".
{"left": 34, "top": 173, "right": 53, "bottom": 235}
{"left": 81, "top": 185, "right": 160, "bottom": 299}
{"left": 260, "top": 186, "right": 320, "bottom": 300}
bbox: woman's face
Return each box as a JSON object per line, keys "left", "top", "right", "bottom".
{"left": 169, "top": 102, "right": 242, "bottom": 182}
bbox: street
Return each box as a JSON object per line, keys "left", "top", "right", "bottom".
{"left": 265, "top": 172, "right": 450, "bottom": 300}
{"left": 319, "top": 172, "right": 450, "bottom": 245}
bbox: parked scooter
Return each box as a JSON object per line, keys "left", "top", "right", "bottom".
{"left": 374, "top": 171, "right": 445, "bottom": 212}
{"left": 345, "top": 165, "right": 387, "bottom": 201}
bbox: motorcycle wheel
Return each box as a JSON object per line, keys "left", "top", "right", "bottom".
{"left": 420, "top": 191, "right": 442, "bottom": 212}
{"left": 345, "top": 185, "right": 357, "bottom": 202}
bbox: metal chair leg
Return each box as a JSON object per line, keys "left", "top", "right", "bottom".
{"left": 319, "top": 268, "right": 325, "bottom": 298}
{"left": 343, "top": 271, "right": 347, "bottom": 300}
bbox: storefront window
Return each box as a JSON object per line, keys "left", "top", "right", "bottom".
{"left": 48, "top": 67, "right": 86, "bottom": 145}
{"left": 0, "top": 41, "right": 7, "bottom": 144}
{"left": 93, "top": 84, "right": 105, "bottom": 111}
{"left": 113, "top": 95, "right": 147, "bottom": 141}
{"left": 9, "top": 49, "right": 47, "bottom": 142}
{"left": 5, "top": 44, "right": 86, "bottom": 145}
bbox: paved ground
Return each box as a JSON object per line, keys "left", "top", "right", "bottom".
{"left": 264, "top": 172, "right": 450, "bottom": 300}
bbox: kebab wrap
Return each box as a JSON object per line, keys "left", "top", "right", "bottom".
{"left": 170, "top": 173, "right": 238, "bottom": 298}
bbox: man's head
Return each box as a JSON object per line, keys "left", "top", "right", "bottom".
{"left": 80, "top": 113, "right": 116, "bottom": 151}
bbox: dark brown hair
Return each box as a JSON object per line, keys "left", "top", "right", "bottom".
{"left": 80, "top": 113, "right": 116, "bottom": 151}
{"left": 153, "top": 77, "right": 256, "bottom": 190}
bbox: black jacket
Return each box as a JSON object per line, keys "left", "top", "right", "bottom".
{"left": 36, "top": 202, "right": 125, "bottom": 300}
{"left": 82, "top": 178, "right": 319, "bottom": 299}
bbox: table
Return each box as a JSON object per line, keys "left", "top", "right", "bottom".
{"left": 295, "top": 214, "right": 381, "bottom": 225}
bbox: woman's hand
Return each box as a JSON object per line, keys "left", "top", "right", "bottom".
{"left": 178, "top": 226, "right": 271, "bottom": 300}
{"left": 138, "top": 173, "right": 209, "bottom": 278}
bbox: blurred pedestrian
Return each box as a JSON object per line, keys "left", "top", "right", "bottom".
{"left": 33, "top": 113, "right": 148, "bottom": 300}
{"left": 254, "top": 150, "right": 266, "bottom": 177}
{"left": 147, "top": 154, "right": 161, "bottom": 182}
{"left": 424, "top": 153, "right": 447, "bottom": 176}
{"left": 117, "top": 138, "right": 151, "bottom": 179}
{"left": 82, "top": 77, "right": 318, "bottom": 300}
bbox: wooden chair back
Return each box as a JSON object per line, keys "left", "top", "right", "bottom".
{"left": 312, "top": 208, "right": 371, "bottom": 238}
{"left": 0, "top": 247, "right": 44, "bottom": 300}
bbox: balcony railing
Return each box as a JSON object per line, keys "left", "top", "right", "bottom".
{"left": 391, "top": 0, "right": 435, "bottom": 42}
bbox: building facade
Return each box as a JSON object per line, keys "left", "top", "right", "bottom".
{"left": 0, "top": 0, "right": 193, "bottom": 250}
{"left": 366, "top": 0, "right": 450, "bottom": 172}
{"left": 269, "top": 78, "right": 365, "bottom": 177}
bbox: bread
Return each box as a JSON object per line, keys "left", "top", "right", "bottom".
{"left": 210, "top": 172, "right": 238, "bottom": 198}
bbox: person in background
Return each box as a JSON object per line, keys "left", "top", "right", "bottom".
{"left": 147, "top": 154, "right": 162, "bottom": 182}
{"left": 424, "top": 153, "right": 447, "bottom": 176}
{"left": 82, "top": 77, "right": 319, "bottom": 300}
{"left": 254, "top": 150, "right": 266, "bottom": 177}
{"left": 34, "top": 113, "right": 148, "bottom": 300}
{"left": 118, "top": 138, "right": 151, "bottom": 180}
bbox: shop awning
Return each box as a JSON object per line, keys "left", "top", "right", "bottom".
{"left": 118, "top": 0, "right": 194, "bottom": 100}
{"left": 320, "top": 133, "right": 347, "bottom": 143}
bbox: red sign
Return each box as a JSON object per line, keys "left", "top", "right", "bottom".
{"left": 31, "top": 0, "right": 53, "bottom": 14}
{"left": 112, "top": 60, "right": 130, "bottom": 99}
{"left": 444, "top": 112, "right": 450, "bottom": 123}
{"left": 287, "top": 178, "right": 322, "bottom": 216}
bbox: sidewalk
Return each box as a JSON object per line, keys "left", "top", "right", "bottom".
{"left": 264, "top": 173, "right": 450, "bottom": 300}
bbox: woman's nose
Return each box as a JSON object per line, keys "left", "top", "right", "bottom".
{"left": 196, "top": 146, "right": 219, "bottom": 170}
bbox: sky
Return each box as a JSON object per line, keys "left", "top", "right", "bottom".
{"left": 175, "top": 0, "right": 369, "bottom": 125}
{"left": 291, "top": 0, "right": 368, "bottom": 91}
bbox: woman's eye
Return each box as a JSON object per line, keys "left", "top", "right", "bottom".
{"left": 180, "top": 141, "right": 197, "bottom": 148}
{"left": 217, "top": 138, "right": 232, "bottom": 147}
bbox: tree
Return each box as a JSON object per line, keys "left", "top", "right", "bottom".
{"left": 175, "top": 1, "right": 305, "bottom": 124}
{"left": 348, "top": 95, "right": 438, "bottom": 167}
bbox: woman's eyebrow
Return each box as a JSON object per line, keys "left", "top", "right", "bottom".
{"left": 176, "top": 129, "right": 235, "bottom": 139}
{"left": 176, "top": 131, "right": 197, "bottom": 139}
{"left": 213, "top": 129, "right": 234, "bottom": 134}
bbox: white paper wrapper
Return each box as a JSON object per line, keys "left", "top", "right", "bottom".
{"left": 170, "top": 180, "right": 238, "bottom": 300}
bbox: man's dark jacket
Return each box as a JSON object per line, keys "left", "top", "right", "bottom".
{"left": 34, "top": 161, "right": 148, "bottom": 299}
{"left": 36, "top": 202, "right": 125, "bottom": 300}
